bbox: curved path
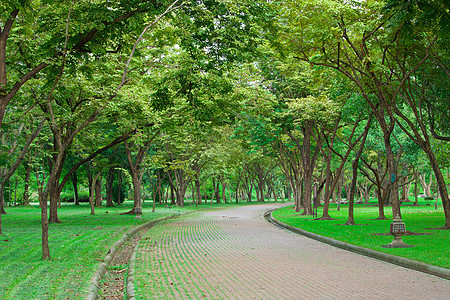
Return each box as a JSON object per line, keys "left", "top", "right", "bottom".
{"left": 133, "top": 203, "right": 449, "bottom": 299}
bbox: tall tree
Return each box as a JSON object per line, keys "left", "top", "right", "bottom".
{"left": 273, "top": 0, "right": 450, "bottom": 224}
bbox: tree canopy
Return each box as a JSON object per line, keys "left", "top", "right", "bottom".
{"left": 0, "top": 0, "right": 449, "bottom": 261}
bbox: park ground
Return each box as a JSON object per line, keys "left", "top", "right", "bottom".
{"left": 0, "top": 198, "right": 448, "bottom": 299}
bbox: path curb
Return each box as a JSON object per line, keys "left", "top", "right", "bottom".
{"left": 86, "top": 214, "right": 181, "bottom": 300}
{"left": 264, "top": 209, "right": 450, "bottom": 280}
{"left": 126, "top": 243, "right": 139, "bottom": 300}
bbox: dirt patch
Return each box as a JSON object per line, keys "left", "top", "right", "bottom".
{"left": 100, "top": 228, "right": 150, "bottom": 300}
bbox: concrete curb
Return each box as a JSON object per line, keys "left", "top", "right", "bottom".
{"left": 86, "top": 214, "right": 181, "bottom": 300}
{"left": 264, "top": 209, "right": 450, "bottom": 280}
{"left": 126, "top": 243, "right": 139, "bottom": 300}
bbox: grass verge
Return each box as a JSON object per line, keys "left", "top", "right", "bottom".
{"left": 0, "top": 200, "right": 236, "bottom": 299}
{"left": 272, "top": 202, "right": 449, "bottom": 269}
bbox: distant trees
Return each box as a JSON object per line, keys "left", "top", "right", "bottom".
{"left": 1, "top": 0, "right": 449, "bottom": 260}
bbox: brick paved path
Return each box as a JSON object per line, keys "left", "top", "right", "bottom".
{"left": 134, "top": 203, "right": 449, "bottom": 299}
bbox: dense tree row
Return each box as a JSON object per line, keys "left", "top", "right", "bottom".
{"left": 0, "top": 0, "right": 448, "bottom": 259}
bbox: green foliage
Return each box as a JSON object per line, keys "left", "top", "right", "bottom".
{"left": 178, "top": 0, "right": 263, "bottom": 72}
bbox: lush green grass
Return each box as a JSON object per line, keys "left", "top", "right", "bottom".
{"left": 4, "top": 197, "right": 446, "bottom": 299}
{"left": 0, "top": 200, "right": 242, "bottom": 299}
{"left": 272, "top": 201, "right": 449, "bottom": 269}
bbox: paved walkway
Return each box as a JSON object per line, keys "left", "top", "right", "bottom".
{"left": 133, "top": 203, "right": 449, "bottom": 299}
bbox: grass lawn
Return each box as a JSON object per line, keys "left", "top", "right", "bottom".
{"left": 0, "top": 200, "right": 233, "bottom": 299}
{"left": 272, "top": 200, "right": 450, "bottom": 269}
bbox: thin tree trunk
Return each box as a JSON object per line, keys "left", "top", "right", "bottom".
{"left": 222, "top": 182, "right": 228, "bottom": 204}
{"left": 0, "top": 182, "right": 6, "bottom": 215}
{"left": 89, "top": 172, "right": 101, "bottom": 215}
{"left": 117, "top": 171, "right": 123, "bottom": 205}
{"left": 157, "top": 170, "right": 162, "bottom": 205}
{"left": 94, "top": 176, "right": 102, "bottom": 207}
{"left": 22, "top": 162, "right": 31, "bottom": 206}
{"left": 195, "top": 177, "right": 201, "bottom": 205}
{"left": 71, "top": 171, "right": 80, "bottom": 205}
{"left": 40, "top": 192, "right": 50, "bottom": 260}
{"left": 37, "top": 173, "right": 50, "bottom": 260}
{"left": 106, "top": 167, "right": 115, "bottom": 207}
{"left": 413, "top": 172, "right": 419, "bottom": 206}
{"left": 170, "top": 185, "right": 175, "bottom": 205}
{"left": 213, "top": 177, "right": 220, "bottom": 203}
{"left": 345, "top": 161, "right": 358, "bottom": 225}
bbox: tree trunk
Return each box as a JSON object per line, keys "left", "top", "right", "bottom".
{"left": 7, "top": 179, "right": 11, "bottom": 207}
{"left": 424, "top": 146, "right": 450, "bottom": 228}
{"left": 319, "top": 150, "right": 333, "bottom": 219}
{"left": 287, "top": 185, "right": 292, "bottom": 202}
{"left": 95, "top": 176, "right": 102, "bottom": 207}
{"left": 302, "top": 169, "right": 313, "bottom": 215}
{"left": 87, "top": 164, "right": 93, "bottom": 200}
{"left": 157, "top": 170, "right": 163, "bottom": 205}
{"left": 48, "top": 177, "right": 61, "bottom": 223}
{"left": 247, "top": 184, "right": 253, "bottom": 202}
{"left": 292, "top": 181, "right": 301, "bottom": 212}
{"left": 38, "top": 181, "right": 50, "bottom": 260}
{"left": 13, "top": 178, "right": 17, "bottom": 206}
{"left": 212, "top": 177, "right": 221, "bottom": 203}
{"left": 191, "top": 182, "right": 196, "bottom": 204}
{"left": 221, "top": 181, "right": 228, "bottom": 204}
{"left": 257, "top": 180, "right": 264, "bottom": 202}
{"left": 271, "top": 182, "right": 278, "bottom": 202}
{"left": 0, "top": 182, "right": 6, "bottom": 215}
{"left": 336, "top": 172, "right": 344, "bottom": 211}
{"left": 402, "top": 178, "right": 412, "bottom": 203}
{"left": 130, "top": 171, "right": 143, "bottom": 215}
{"left": 413, "top": 171, "right": 419, "bottom": 206}
{"left": 71, "top": 171, "right": 80, "bottom": 205}
{"left": 40, "top": 197, "right": 50, "bottom": 260}
{"left": 419, "top": 174, "right": 433, "bottom": 197}
{"left": 376, "top": 186, "right": 388, "bottom": 220}
{"left": 254, "top": 183, "right": 260, "bottom": 202}
{"left": 122, "top": 140, "right": 153, "bottom": 216}
{"left": 385, "top": 141, "right": 401, "bottom": 219}
{"left": 89, "top": 172, "right": 101, "bottom": 216}
{"left": 345, "top": 158, "right": 359, "bottom": 225}
{"left": 117, "top": 171, "right": 123, "bottom": 205}
{"left": 176, "top": 188, "right": 186, "bottom": 207}
{"left": 170, "top": 185, "right": 175, "bottom": 205}
{"left": 195, "top": 178, "right": 201, "bottom": 205}
{"left": 106, "top": 167, "right": 115, "bottom": 207}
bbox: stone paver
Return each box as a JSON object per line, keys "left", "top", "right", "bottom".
{"left": 134, "top": 203, "right": 450, "bottom": 299}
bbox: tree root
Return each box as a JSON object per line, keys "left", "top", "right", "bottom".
{"left": 372, "top": 231, "right": 431, "bottom": 236}
{"left": 119, "top": 209, "right": 136, "bottom": 215}
{"left": 343, "top": 221, "right": 356, "bottom": 225}
{"left": 425, "top": 226, "right": 450, "bottom": 230}
{"left": 373, "top": 216, "right": 388, "bottom": 220}
{"left": 314, "top": 216, "right": 337, "bottom": 220}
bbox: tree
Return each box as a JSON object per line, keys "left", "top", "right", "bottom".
{"left": 0, "top": 112, "right": 45, "bottom": 214}
{"left": 1, "top": 0, "right": 179, "bottom": 128}
{"left": 273, "top": 0, "right": 450, "bottom": 226}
